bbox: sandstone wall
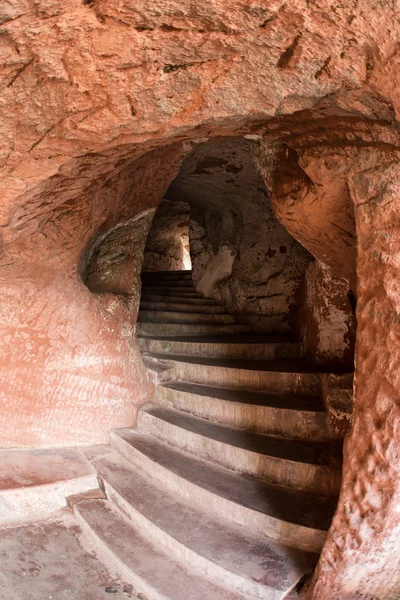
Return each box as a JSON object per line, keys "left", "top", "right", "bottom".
{"left": 2, "top": 1, "right": 400, "bottom": 595}
{"left": 255, "top": 143, "right": 357, "bottom": 368}
{"left": 142, "top": 199, "right": 191, "bottom": 272}
{"left": 169, "top": 137, "right": 312, "bottom": 333}
{"left": 0, "top": 144, "right": 187, "bottom": 448}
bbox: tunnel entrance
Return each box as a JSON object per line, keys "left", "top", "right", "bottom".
{"left": 133, "top": 138, "right": 350, "bottom": 597}
{"left": 139, "top": 136, "right": 356, "bottom": 371}
{"left": 133, "top": 137, "right": 355, "bottom": 592}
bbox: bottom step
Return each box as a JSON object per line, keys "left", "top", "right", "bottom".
{"left": 87, "top": 448, "right": 316, "bottom": 599}
{"left": 110, "top": 430, "right": 336, "bottom": 553}
{"left": 74, "top": 499, "right": 247, "bottom": 600}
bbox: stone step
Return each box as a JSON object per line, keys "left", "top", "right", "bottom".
{"left": 140, "top": 300, "right": 226, "bottom": 313}
{"left": 137, "top": 405, "right": 341, "bottom": 497}
{"left": 86, "top": 448, "right": 317, "bottom": 600}
{"left": 0, "top": 448, "right": 98, "bottom": 523}
{"left": 142, "top": 357, "right": 173, "bottom": 385}
{"left": 142, "top": 286, "right": 200, "bottom": 296}
{"left": 138, "top": 310, "right": 236, "bottom": 325}
{"left": 136, "top": 322, "right": 249, "bottom": 337}
{"left": 142, "top": 279, "right": 194, "bottom": 288}
{"left": 110, "top": 429, "right": 336, "bottom": 553}
{"left": 138, "top": 334, "right": 303, "bottom": 360}
{"left": 156, "top": 381, "right": 331, "bottom": 442}
{"left": 142, "top": 353, "right": 321, "bottom": 395}
{"left": 142, "top": 270, "right": 192, "bottom": 279}
{"left": 74, "top": 498, "right": 244, "bottom": 600}
{"left": 141, "top": 294, "right": 218, "bottom": 305}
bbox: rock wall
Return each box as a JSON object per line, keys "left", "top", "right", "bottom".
{"left": 255, "top": 143, "right": 357, "bottom": 368}
{"left": 0, "top": 144, "right": 187, "bottom": 448}
{"left": 169, "top": 138, "right": 312, "bottom": 333}
{"left": 142, "top": 199, "right": 191, "bottom": 272}
{"left": 2, "top": 1, "right": 400, "bottom": 595}
{"left": 308, "top": 150, "right": 400, "bottom": 600}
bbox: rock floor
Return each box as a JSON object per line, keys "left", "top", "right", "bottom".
{"left": 0, "top": 512, "right": 146, "bottom": 600}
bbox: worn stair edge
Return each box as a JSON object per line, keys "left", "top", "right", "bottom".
{"left": 145, "top": 354, "right": 321, "bottom": 395}
{"left": 141, "top": 287, "right": 202, "bottom": 295}
{"left": 0, "top": 474, "right": 99, "bottom": 523}
{"left": 0, "top": 448, "right": 98, "bottom": 523}
{"left": 138, "top": 337, "right": 304, "bottom": 360}
{"left": 136, "top": 323, "right": 249, "bottom": 337}
{"left": 93, "top": 452, "right": 312, "bottom": 600}
{"left": 137, "top": 406, "right": 341, "bottom": 497}
{"left": 141, "top": 294, "right": 218, "bottom": 305}
{"left": 142, "top": 269, "right": 192, "bottom": 274}
{"left": 110, "top": 430, "right": 330, "bottom": 553}
{"left": 74, "top": 499, "right": 246, "bottom": 600}
{"left": 155, "top": 383, "right": 331, "bottom": 442}
{"left": 142, "top": 278, "right": 194, "bottom": 285}
{"left": 141, "top": 276, "right": 193, "bottom": 283}
{"left": 139, "top": 301, "right": 226, "bottom": 314}
{"left": 138, "top": 310, "right": 236, "bottom": 325}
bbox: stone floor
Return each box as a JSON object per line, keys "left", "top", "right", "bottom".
{"left": 0, "top": 512, "right": 145, "bottom": 600}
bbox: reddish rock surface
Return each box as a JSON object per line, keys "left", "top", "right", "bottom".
{"left": 309, "top": 150, "right": 400, "bottom": 599}
{"left": 1, "top": 1, "right": 400, "bottom": 597}
{"left": 256, "top": 143, "right": 357, "bottom": 367}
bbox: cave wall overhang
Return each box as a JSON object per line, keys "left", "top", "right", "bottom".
{"left": 2, "top": 3, "right": 400, "bottom": 597}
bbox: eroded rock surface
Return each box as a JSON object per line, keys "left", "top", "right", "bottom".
{"left": 169, "top": 137, "right": 311, "bottom": 332}
{"left": 309, "top": 150, "right": 400, "bottom": 600}
{"left": 143, "top": 199, "right": 191, "bottom": 272}
{"left": 255, "top": 143, "right": 356, "bottom": 367}
{"left": 1, "top": 1, "right": 400, "bottom": 597}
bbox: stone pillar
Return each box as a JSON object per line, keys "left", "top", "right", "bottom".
{"left": 255, "top": 142, "right": 356, "bottom": 369}
{"left": 310, "top": 151, "right": 400, "bottom": 599}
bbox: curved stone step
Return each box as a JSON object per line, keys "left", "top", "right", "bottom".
{"left": 143, "top": 353, "right": 321, "bottom": 395}
{"left": 110, "top": 429, "right": 337, "bottom": 553}
{"left": 142, "top": 286, "right": 201, "bottom": 296}
{"left": 156, "top": 381, "right": 330, "bottom": 442}
{"left": 143, "top": 282, "right": 195, "bottom": 290}
{"left": 138, "top": 310, "right": 236, "bottom": 325}
{"left": 140, "top": 301, "right": 226, "bottom": 314}
{"left": 142, "top": 280, "right": 194, "bottom": 288}
{"left": 137, "top": 405, "right": 341, "bottom": 497}
{"left": 74, "top": 499, "right": 244, "bottom": 600}
{"left": 141, "top": 294, "right": 218, "bottom": 305}
{"left": 138, "top": 334, "right": 303, "bottom": 360}
{"left": 136, "top": 323, "right": 248, "bottom": 337}
{"left": 142, "top": 270, "right": 192, "bottom": 279}
{"left": 0, "top": 448, "right": 97, "bottom": 523}
{"left": 86, "top": 449, "right": 317, "bottom": 600}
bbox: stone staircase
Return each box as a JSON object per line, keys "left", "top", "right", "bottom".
{"left": 73, "top": 270, "right": 342, "bottom": 600}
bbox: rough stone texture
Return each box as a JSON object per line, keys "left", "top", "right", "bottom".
{"left": 84, "top": 209, "right": 155, "bottom": 297}
{"left": 1, "top": 0, "right": 400, "bottom": 449}
{"left": 169, "top": 138, "right": 311, "bottom": 332}
{"left": 0, "top": 447, "right": 98, "bottom": 522}
{"left": 0, "top": 513, "right": 136, "bottom": 599}
{"left": 308, "top": 151, "right": 400, "bottom": 600}
{"left": 0, "top": 144, "right": 186, "bottom": 448}
{"left": 1, "top": 1, "right": 400, "bottom": 596}
{"left": 255, "top": 143, "right": 357, "bottom": 367}
{"left": 143, "top": 199, "right": 191, "bottom": 272}
{"left": 320, "top": 373, "right": 354, "bottom": 440}
{"left": 295, "top": 260, "right": 356, "bottom": 369}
